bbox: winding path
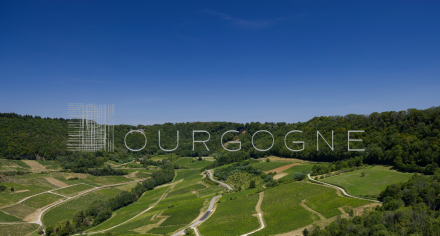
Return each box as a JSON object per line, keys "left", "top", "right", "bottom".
{"left": 82, "top": 180, "right": 182, "bottom": 235}
{"left": 307, "top": 174, "right": 380, "bottom": 203}
{"left": 171, "top": 195, "right": 221, "bottom": 236}
{"left": 207, "top": 170, "right": 233, "bottom": 191}
{"left": 242, "top": 191, "right": 266, "bottom": 236}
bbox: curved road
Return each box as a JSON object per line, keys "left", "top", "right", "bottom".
{"left": 172, "top": 195, "right": 221, "bottom": 236}
{"left": 307, "top": 174, "right": 380, "bottom": 203}
{"left": 207, "top": 170, "right": 233, "bottom": 191}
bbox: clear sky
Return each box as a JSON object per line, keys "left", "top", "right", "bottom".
{"left": 1, "top": 1, "right": 439, "bottom": 125}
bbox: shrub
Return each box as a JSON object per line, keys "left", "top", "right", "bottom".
{"left": 10, "top": 187, "right": 14, "bottom": 192}
{"left": 293, "top": 171, "right": 307, "bottom": 181}
{"left": 0, "top": 185, "right": 6, "bottom": 191}
{"left": 249, "top": 180, "right": 256, "bottom": 188}
{"left": 361, "top": 172, "right": 366, "bottom": 177}
{"left": 68, "top": 177, "right": 79, "bottom": 180}
{"left": 266, "top": 158, "right": 270, "bottom": 162}
{"left": 37, "top": 225, "right": 44, "bottom": 234}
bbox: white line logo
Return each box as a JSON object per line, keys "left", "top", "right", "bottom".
{"left": 67, "top": 103, "right": 115, "bottom": 152}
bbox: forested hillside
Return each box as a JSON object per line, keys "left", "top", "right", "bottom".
{"left": 1, "top": 106, "right": 439, "bottom": 173}
{"left": 306, "top": 171, "right": 440, "bottom": 236}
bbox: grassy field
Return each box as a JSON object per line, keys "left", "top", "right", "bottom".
{"left": 321, "top": 165, "right": 414, "bottom": 197}
{"left": 0, "top": 211, "right": 22, "bottom": 222}
{"left": 199, "top": 193, "right": 260, "bottom": 236}
{"left": 0, "top": 159, "right": 31, "bottom": 169}
{"left": 1, "top": 204, "right": 36, "bottom": 219}
{"left": 21, "top": 193, "right": 64, "bottom": 209}
{"left": 0, "top": 175, "right": 57, "bottom": 207}
{"left": 221, "top": 187, "right": 263, "bottom": 202}
{"left": 282, "top": 164, "right": 314, "bottom": 179}
{"left": 86, "top": 186, "right": 169, "bottom": 232}
{"left": 305, "top": 191, "right": 371, "bottom": 218}
{"left": 52, "top": 184, "right": 94, "bottom": 197}
{"left": 42, "top": 187, "right": 122, "bottom": 227}
{"left": 250, "top": 161, "right": 291, "bottom": 171}
{"left": 0, "top": 223, "right": 39, "bottom": 236}
{"left": 148, "top": 225, "right": 183, "bottom": 234}
{"left": 34, "top": 160, "right": 60, "bottom": 169}
{"left": 253, "top": 182, "right": 371, "bottom": 235}
{"left": 173, "top": 157, "right": 213, "bottom": 169}
{"left": 173, "top": 169, "right": 203, "bottom": 182}
{"left": 167, "top": 183, "right": 206, "bottom": 198}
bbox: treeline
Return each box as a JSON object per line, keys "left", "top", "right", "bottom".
{"left": 1, "top": 106, "right": 440, "bottom": 174}
{"left": 305, "top": 171, "right": 440, "bottom": 236}
{"left": 213, "top": 161, "right": 263, "bottom": 180}
{"left": 46, "top": 163, "right": 175, "bottom": 235}
{"left": 311, "top": 157, "right": 364, "bottom": 176}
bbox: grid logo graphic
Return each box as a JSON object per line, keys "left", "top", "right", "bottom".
{"left": 67, "top": 103, "right": 115, "bottom": 152}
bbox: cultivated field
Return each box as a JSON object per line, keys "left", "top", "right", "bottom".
{"left": 199, "top": 193, "right": 260, "bottom": 236}
{"left": 321, "top": 165, "right": 413, "bottom": 197}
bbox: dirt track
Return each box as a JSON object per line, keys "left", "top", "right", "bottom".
{"left": 22, "top": 160, "right": 46, "bottom": 171}
{"left": 44, "top": 177, "right": 69, "bottom": 187}
{"left": 265, "top": 163, "right": 300, "bottom": 174}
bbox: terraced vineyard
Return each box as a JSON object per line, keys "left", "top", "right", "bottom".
{"left": 0, "top": 157, "right": 381, "bottom": 236}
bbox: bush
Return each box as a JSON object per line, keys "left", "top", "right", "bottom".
{"left": 266, "top": 158, "right": 270, "bottom": 162}
{"left": 293, "top": 171, "right": 307, "bottom": 181}
{"left": 249, "top": 180, "right": 256, "bottom": 188}
{"left": 37, "top": 225, "right": 44, "bottom": 234}
{"left": 68, "top": 177, "right": 79, "bottom": 180}
{"left": 10, "top": 187, "right": 14, "bottom": 192}
{"left": 361, "top": 172, "right": 366, "bottom": 177}
{"left": 0, "top": 185, "right": 6, "bottom": 191}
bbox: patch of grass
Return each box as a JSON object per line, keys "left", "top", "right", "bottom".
{"left": 86, "top": 186, "right": 169, "bottom": 232}
{"left": 321, "top": 165, "right": 413, "bottom": 197}
{"left": 282, "top": 164, "right": 314, "bottom": 178}
{"left": 34, "top": 160, "right": 60, "bottom": 169}
{"left": 253, "top": 182, "right": 328, "bottom": 236}
{"left": 52, "top": 184, "right": 94, "bottom": 197}
{"left": 250, "top": 161, "right": 290, "bottom": 171}
{"left": 147, "top": 225, "right": 183, "bottom": 234}
{"left": 0, "top": 175, "right": 56, "bottom": 207}
{"left": 0, "top": 223, "right": 39, "bottom": 236}
{"left": 167, "top": 183, "right": 206, "bottom": 198}
{"left": 1, "top": 204, "right": 36, "bottom": 219}
{"left": 0, "top": 211, "right": 22, "bottom": 222}
{"left": 21, "top": 193, "right": 64, "bottom": 208}
{"left": 42, "top": 187, "right": 122, "bottom": 226}
{"left": 305, "top": 190, "right": 371, "bottom": 218}
{"left": 160, "top": 197, "right": 206, "bottom": 226}
{"left": 173, "top": 169, "right": 202, "bottom": 182}
{"left": 198, "top": 185, "right": 224, "bottom": 198}
{"left": 199, "top": 194, "right": 260, "bottom": 236}
{"left": 222, "top": 187, "right": 263, "bottom": 202}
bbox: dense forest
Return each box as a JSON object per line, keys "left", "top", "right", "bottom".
{"left": 1, "top": 106, "right": 439, "bottom": 172}
{"left": 306, "top": 171, "right": 440, "bottom": 236}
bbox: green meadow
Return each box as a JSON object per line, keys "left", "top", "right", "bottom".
{"left": 321, "top": 165, "right": 413, "bottom": 197}
{"left": 199, "top": 193, "right": 260, "bottom": 236}
{"left": 250, "top": 161, "right": 289, "bottom": 171}
{"left": 42, "top": 187, "right": 122, "bottom": 227}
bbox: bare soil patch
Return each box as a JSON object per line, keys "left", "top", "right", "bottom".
{"left": 66, "top": 173, "right": 87, "bottom": 179}
{"left": 10, "top": 190, "right": 29, "bottom": 194}
{"left": 44, "top": 177, "right": 69, "bottom": 188}
{"left": 273, "top": 173, "right": 288, "bottom": 180}
{"left": 22, "top": 160, "right": 46, "bottom": 171}
{"left": 265, "top": 163, "right": 301, "bottom": 174}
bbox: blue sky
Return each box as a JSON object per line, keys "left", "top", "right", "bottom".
{"left": 1, "top": 1, "right": 439, "bottom": 125}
